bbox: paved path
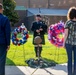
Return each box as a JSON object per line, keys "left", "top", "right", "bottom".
{"left": 5, "top": 63, "right": 67, "bottom": 75}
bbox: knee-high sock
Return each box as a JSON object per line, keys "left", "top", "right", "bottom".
{"left": 39, "top": 47, "right": 42, "bottom": 57}
{"left": 34, "top": 47, "right": 38, "bottom": 57}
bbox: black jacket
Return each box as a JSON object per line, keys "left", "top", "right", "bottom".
{"left": 31, "top": 20, "right": 47, "bottom": 36}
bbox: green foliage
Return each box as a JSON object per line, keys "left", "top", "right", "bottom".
{"left": 3, "top": 0, "right": 19, "bottom": 26}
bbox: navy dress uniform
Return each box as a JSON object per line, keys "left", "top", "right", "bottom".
{"left": 0, "top": 13, "right": 11, "bottom": 75}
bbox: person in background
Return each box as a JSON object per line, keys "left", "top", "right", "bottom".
{"left": 63, "top": 7, "right": 76, "bottom": 75}
{"left": 0, "top": 3, "right": 11, "bottom": 75}
{"left": 31, "top": 14, "right": 47, "bottom": 57}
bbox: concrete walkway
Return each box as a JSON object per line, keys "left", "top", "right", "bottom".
{"left": 5, "top": 63, "right": 67, "bottom": 75}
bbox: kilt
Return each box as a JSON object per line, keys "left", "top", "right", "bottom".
{"left": 33, "top": 35, "right": 45, "bottom": 45}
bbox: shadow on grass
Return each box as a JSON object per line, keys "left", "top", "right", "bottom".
{"left": 42, "top": 57, "right": 58, "bottom": 64}
{"left": 6, "top": 58, "right": 16, "bottom": 66}
{"left": 6, "top": 58, "right": 25, "bottom": 75}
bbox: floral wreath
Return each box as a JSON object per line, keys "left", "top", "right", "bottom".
{"left": 48, "top": 21, "right": 64, "bottom": 47}
{"left": 12, "top": 25, "right": 29, "bottom": 46}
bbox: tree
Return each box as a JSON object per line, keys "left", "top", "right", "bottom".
{"left": 3, "top": 0, "right": 19, "bottom": 26}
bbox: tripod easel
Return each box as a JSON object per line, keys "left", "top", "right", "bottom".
{"left": 54, "top": 47, "right": 60, "bottom": 61}
{"left": 30, "top": 36, "right": 54, "bottom": 75}
{"left": 12, "top": 45, "right": 25, "bottom": 61}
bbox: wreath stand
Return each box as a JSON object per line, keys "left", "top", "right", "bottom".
{"left": 12, "top": 24, "right": 28, "bottom": 61}
{"left": 54, "top": 47, "right": 60, "bottom": 61}
{"left": 26, "top": 36, "right": 56, "bottom": 75}
{"left": 12, "top": 45, "right": 26, "bottom": 61}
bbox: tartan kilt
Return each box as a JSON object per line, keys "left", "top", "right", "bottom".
{"left": 33, "top": 35, "right": 45, "bottom": 45}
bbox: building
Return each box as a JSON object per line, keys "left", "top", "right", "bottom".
{"left": 26, "top": 8, "right": 67, "bottom": 30}
{"left": 14, "top": 0, "right": 76, "bottom": 30}
{"left": 15, "top": 0, "right": 76, "bottom": 9}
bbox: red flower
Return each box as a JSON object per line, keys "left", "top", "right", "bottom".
{"left": 26, "top": 34, "right": 29, "bottom": 39}
{"left": 18, "top": 44, "right": 20, "bottom": 46}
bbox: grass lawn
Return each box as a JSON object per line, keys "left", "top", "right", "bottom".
{"left": 6, "top": 35, "right": 67, "bottom": 66}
